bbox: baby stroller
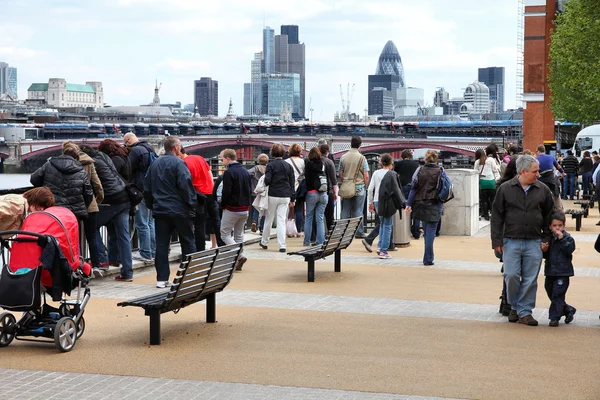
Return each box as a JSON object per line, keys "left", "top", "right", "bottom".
{"left": 0, "top": 206, "right": 91, "bottom": 352}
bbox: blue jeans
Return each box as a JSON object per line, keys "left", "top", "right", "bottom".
{"left": 377, "top": 215, "right": 393, "bottom": 255}
{"left": 135, "top": 200, "right": 155, "bottom": 259}
{"left": 502, "top": 238, "right": 543, "bottom": 318}
{"left": 423, "top": 220, "right": 439, "bottom": 264}
{"left": 96, "top": 203, "right": 133, "bottom": 278}
{"left": 341, "top": 186, "right": 366, "bottom": 236}
{"left": 252, "top": 206, "right": 265, "bottom": 231}
{"left": 562, "top": 173, "right": 576, "bottom": 200}
{"left": 304, "top": 191, "right": 328, "bottom": 245}
{"left": 295, "top": 198, "right": 305, "bottom": 233}
{"left": 582, "top": 171, "right": 592, "bottom": 198}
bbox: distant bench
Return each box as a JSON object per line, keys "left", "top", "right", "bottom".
{"left": 573, "top": 201, "right": 591, "bottom": 217}
{"left": 288, "top": 217, "right": 361, "bottom": 282}
{"left": 117, "top": 243, "right": 242, "bottom": 345}
{"left": 564, "top": 209, "right": 586, "bottom": 232}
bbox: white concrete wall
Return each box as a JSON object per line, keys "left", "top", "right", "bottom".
{"left": 440, "top": 169, "right": 480, "bottom": 236}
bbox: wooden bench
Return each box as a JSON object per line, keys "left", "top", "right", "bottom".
{"left": 564, "top": 209, "right": 585, "bottom": 231}
{"left": 288, "top": 217, "right": 361, "bottom": 282}
{"left": 117, "top": 243, "right": 242, "bottom": 345}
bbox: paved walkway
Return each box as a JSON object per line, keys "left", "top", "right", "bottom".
{"left": 0, "top": 368, "right": 462, "bottom": 400}
{"left": 3, "top": 212, "right": 600, "bottom": 399}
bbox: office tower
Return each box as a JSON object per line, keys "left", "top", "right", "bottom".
{"left": 434, "top": 88, "right": 449, "bottom": 107}
{"left": 368, "top": 41, "right": 404, "bottom": 116}
{"left": 0, "top": 62, "right": 18, "bottom": 99}
{"left": 463, "top": 81, "right": 490, "bottom": 115}
{"left": 274, "top": 27, "right": 306, "bottom": 118}
{"left": 368, "top": 88, "right": 393, "bottom": 118}
{"left": 261, "top": 73, "right": 300, "bottom": 117}
{"left": 251, "top": 52, "right": 262, "bottom": 114}
{"left": 243, "top": 83, "right": 252, "bottom": 115}
{"left": 281, "top": 25, "right": 299, "bottom": 45}
{"left": 263, "top": 27, "right": 275, "bottom": 74}
{"left": 194, "top": 77, "right": 218, "bottom": 116}
{"left": 478, "top": 66, "right": 505, "bottom": 112}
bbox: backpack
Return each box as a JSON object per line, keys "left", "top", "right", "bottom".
{"left": 437, "top": 168, "right": 454, "bottom": 203}
{"left": 139, "top": 143, "right": 158, "bottom": 172}
{"left": 318, "top": 165, "right": 328, "bottom": 192}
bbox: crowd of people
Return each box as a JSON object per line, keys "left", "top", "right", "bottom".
{"left": 478, "top": 143, "right": 597, "bottom": 327}
{"left": 15, "top": 133, "right": 594, "bottom": 327}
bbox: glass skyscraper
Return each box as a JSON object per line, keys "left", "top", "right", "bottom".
{"left": 261, "top": 73, "right": 300, "bottom": 117}
{"left": 478, "top": 67, "right": 505, "bottom": 112}
{"left": 0, "top": 62, "right": 18, "bottom": 99}
{"left": 263, "top": 27, "right": 275, "bottom": 74}
{"left": 368, "top": 41, "right": 405, "bottom": 116}
{"left": 281, "top": 25, "right": 299, "bottom": 45}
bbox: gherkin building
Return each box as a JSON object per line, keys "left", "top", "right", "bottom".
{"left": 375, "top": 40, "right": 405, "bottom": 87}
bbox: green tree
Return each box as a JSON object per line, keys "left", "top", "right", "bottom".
{"left": 548, "top": 0, "right": 600, "bottom": 125}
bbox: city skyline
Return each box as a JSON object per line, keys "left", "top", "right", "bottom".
{"left": 1, "top": 0, "right": 518, "bottom": 119}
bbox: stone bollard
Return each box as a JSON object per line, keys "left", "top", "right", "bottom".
{"left": 440, "top": 169, "right": 480, "bottom": 236}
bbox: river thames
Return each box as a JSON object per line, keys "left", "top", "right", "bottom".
{"left": 0, "top": 174, "right": 32, "bottom": 190}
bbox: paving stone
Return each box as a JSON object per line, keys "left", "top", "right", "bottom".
{"left": 0, "top": 369, "right": 467, "bottom": 400}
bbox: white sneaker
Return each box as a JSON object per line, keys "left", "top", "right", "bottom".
{"left": 156, "top": 281, "right": 172, "bottom": 289}
{"left": 132, "top": 252, "right": 153, "bottom": 263}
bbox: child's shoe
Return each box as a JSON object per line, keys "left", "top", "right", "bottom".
{"left": 564, "top": 306, "right": 577, "bottom": 324}
{"left": 549, "top": 319, "right": 559, "bottom": 327}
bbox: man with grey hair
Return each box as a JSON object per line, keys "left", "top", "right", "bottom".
{"left": 491, "top": 154, "right": 555, "bottom": 326}
{"left": 318, "top": 138, "right": 335, "bottom": 162}
{"left": 144, "top": 136, "right": 197, "bottom": 288}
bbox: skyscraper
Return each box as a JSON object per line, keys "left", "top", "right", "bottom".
{"left": 194, "top": 77, "right": 218, "bottom": 116}
{"left": 274, "top": 27, "right": 305, "bottom": 118}
{"left": 261, "top": 73, "right": 300, "bottom": 117}
{"left": 0, "top": 62, "right": 18, "bottom": 99}
{"left": 263, "top": 27, "right": 275, "bottom": 74}
{"left": 478, "top": 66, "right": 505, "bottom": 112}
{"left": 281, "top": 25, "right": 299, "bottom": 45}
{"left": 243, "top": 83, "right": 252, "bottom": 115}
{"left": 368, "top": 41, "right": 405, "bottom": 116}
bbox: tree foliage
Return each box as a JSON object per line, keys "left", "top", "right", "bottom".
{"left": 548, "top": 0, "right": 600, "bottom": 125}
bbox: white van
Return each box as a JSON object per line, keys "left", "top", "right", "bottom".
{"left": 571, "top": 124, "right": 600, "bottom": 157}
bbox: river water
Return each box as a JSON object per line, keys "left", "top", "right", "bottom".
{"left": 0, "top": 174, "right": 32, "bottom": 190}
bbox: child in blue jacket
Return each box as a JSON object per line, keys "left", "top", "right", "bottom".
{"left": 543, "top": 212, "right": 577, "bottom": 327}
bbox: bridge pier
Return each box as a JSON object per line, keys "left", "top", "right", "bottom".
{"left": 1, "top": 140, "right": 23, "bottom": 173}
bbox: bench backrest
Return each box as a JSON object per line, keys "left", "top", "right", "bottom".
{"left": 320, "top": 217, "right": 362, "bottom": 257}
{"left": 166, "top": 243, "right": 242, "bottom": 309}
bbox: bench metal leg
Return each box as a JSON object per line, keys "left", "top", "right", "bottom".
{"left": 307, "top": 257, "right": 315, "bottom": 282}
{"left": 334, "top": 250, "right": 341, "bottom": 273}
{"left": 149, "top": 309, "right": 161, "bottom": 345}
{"left": 206, "top": 293, "right": 216, "bottom": 323}
{"left": 575, "top": 215, "right": 582, "bottom": 231}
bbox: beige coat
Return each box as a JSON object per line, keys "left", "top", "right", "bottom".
{"left": 79, "top": 152, "right": 104, "bottom": 212}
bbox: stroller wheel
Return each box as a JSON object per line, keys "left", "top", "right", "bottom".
{"left": 0, "top": 313, "right": 16, "bottom": 347}
{"left": 76, "top": 316, "right": 85, "bottom": 339}
{"left": 54, "top": 317, "right": 77, "bottom": 352}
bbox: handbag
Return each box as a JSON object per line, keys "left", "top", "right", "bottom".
{"left": 0, "top": 264, "right": 41, "bottom": 311}
{"left": 125, "top": 183, "right": 144, "bottom": 207}
{"left": 286, "top": 218, "right": 298, "bottom": 237}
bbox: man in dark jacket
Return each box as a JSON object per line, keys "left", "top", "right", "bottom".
{"left": 124, "top": 132, "right": 156, "bottom": 262}
{"left": 144, "top": 136, "right": 197, "bottom": 288}
{"left": 560, "top": 150, "right": 578, "bottom": 200}
{"left": 220, "top": 148, "right": 252, "bottom": 271}
{"left": 394, "top": 149, "right": 421, "bottom": 239}
{"left": 543, "top": 212, "right": 576, "bottom": 327}
{"left": 491, "top": 154, "right": 555, "bottom": 326}
{"left": 30, "top": 154, "right": 93, "bottom": 219}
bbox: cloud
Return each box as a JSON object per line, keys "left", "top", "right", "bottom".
{"left": 0, "top": 47, "right": 43, "bottom": 58}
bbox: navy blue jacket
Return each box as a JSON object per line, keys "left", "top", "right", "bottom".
{"left": 144, "top": 152, "right": 197, "bottom": 218}
{"left": 264, "top": 159, "right": 295, "bottom": 201}
{"left": 543, "top": 231, "right": 575, "bottom": 277}
{"left": 128, "top": 141, "right": 155, "bottom": 191}
{"left": 221, "top": 162, "right": 252, "bottom": 212}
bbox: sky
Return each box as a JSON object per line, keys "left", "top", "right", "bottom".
{"left": 0, "top": 0, "right": 519, "bottom": 120}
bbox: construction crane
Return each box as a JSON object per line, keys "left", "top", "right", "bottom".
{"left": 339, "top": 83, "right": 356, "bottom": 121}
